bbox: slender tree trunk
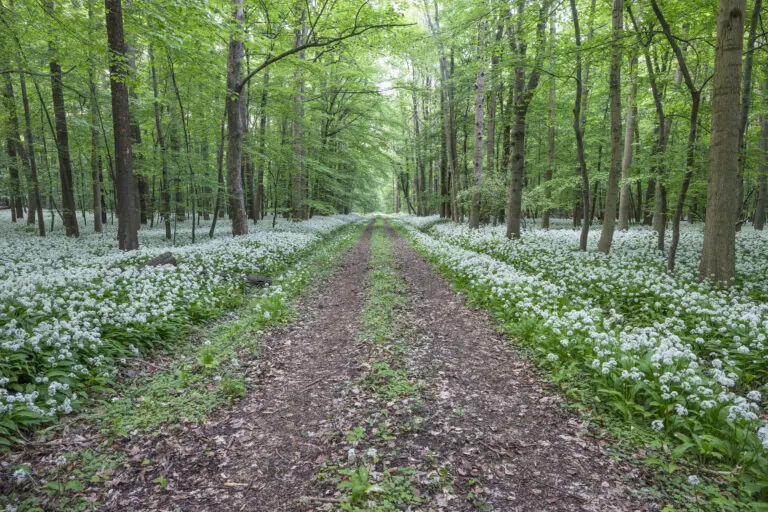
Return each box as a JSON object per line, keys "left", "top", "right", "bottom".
{"left": 105, "top": 0, "right": 138, "bottom": 250}
{"left": 18, "top": 73, "right": 45, "bottom": 235}
{"left": 255, "top": 71, "right": 268, "bottom": 223}
{"left": 90, "top": 77, "right": 103, "bottom": 233}
{"left": 618, "top": 54, "right": 637, "bottom": 232}
{"left": 699, "top": 0, "right": 745, "bottom": 284}
{"left": 46, "top": 1, "right": 79, "bottom": 237}
{"left": 225, "top": 0, "right": 248, "bottom": 235}
{"left": 149, "top": 47, "right": 171, "bottom": 239}
{"left": 506, "top": 0, "right": 550, "bottom": 239}
{"left": 755, "top": 110, "right": 768, "bottom": 230}
{"left": 4, "top": 75, "right": 25, "bottom": 222}
{"left": 597, "top": 0, "right": 623, "bottom": 253}
{"left": 571, "top": 0, "right": 589, "bottom": 251}
{"left": 736, "top": 0, "right": 761, "bottom": 228}
{"left": 542, "top": 21, "right": 556, "bottom": 230}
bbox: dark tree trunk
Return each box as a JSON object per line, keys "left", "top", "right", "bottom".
{"left": 571, "top": 0, "right": 590, "bottom": 251}
{"left": 105, "top": 0, "right": 138, "bottom": 250}
{"left": 19, "top": 73, "right": 45, "bottom": 235}
{"left": 225, "top": 0, "right": 248, "bottom": 235}
{"left": 47, "top": 1, "right": 79, "bottom": 237}
{"left": 149, "top": 47, "right": 171, "bottom": 240}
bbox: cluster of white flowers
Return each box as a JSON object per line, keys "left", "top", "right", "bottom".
{"left": 397, "top": 216, "right": 768, "bottom": 463}
{"left": 0, "top": 212, "right": 362, "bottom": 439}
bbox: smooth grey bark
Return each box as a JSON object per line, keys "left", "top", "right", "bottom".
{"left": 469, "top": 24, "right": 485, "bottom": 230}
{"left": 597, "top": 0, "right": 623, "bottom": 253}
{"left": 618, "top": 55, "right": 637, "bottom": 232}
{"left": 699, "top": 0, "right": 745, "bottom": 284}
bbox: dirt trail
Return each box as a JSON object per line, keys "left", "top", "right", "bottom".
{"left": 103, "top": 222, "right": 375, "bottom": 511}
{"left": 43, "top": 219, "right": 651, "bottom": 511}
{"left": 385, "top": 221, "right": 649, "bottom": 511}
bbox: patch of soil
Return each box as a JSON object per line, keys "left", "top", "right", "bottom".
{"left": 96, "top": 221, "right": 375, "bottom": 511}
{"left": 384, "top": 221, "right": 652, "bottom": 512}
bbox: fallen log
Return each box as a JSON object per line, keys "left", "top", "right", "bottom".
{"left": 140, "top": 252, "right": 177, "bottom": 268}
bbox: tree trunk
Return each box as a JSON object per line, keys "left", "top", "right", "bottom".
{"left": 469, "top": 27, "right": 485, "bottom": 230}
{"left": 736, "top": 0, "right": 761, "bottom": 228}
{"left": 254, "top": 70, "right": 268, "bottom": 223}
{"left": 19, "top": 73, "right": 45, "bottom": 236}
{"left": 618, "top": 54, "right": 637, "bottom": 232}
{"left": 149, "top": 47, "right": 171, "bottom": 240}
{"left": 90, "top": 78, "right": 103, "bottom": 233}
{"left": 4, "top": 75, "right": 25, "bottom": 223}
{"left": 597, "top": 0, "right": 623, "bottom": 253}
{"left": 542, "top": 21, "right": 556, "bottom": 230}
{"left": 755, "top": 121, "right": 768, "bottom": 229}
{"left": 506, "top": 0, "right": 550, "bottom": 239}
{"left": 105, "top": 0, "right": 138, "bottom": 250}
{"left": 699, "top": 0, "right": 745, "bottom": 284}
{"left": 571, "top": 0, "right": 589, "bottom": 251}
{"left": 47, "top": 2, "right": 79, "bottom": 237}
{"left": 225, "top": 0, "right": 248, "bottom": 235}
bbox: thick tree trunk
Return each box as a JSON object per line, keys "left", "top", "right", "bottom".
{"left": 105, "top": 0, "right": 138, "bottom": 250}
{"left": 598, "top": 0, "right": 623, "bottom": 253}
{"left": 19, "top": 73, "right": 45, "bottom": 236}
{"left": 47, "top": 2, "right": 79, "bottom": 237}
{"left": 699, "top": 0, "right": 745, "bottom": 284}
{"left": 469, "top": 32, "right": 485, "bottom": 230}
{"left": 618, "top": 55, "right": 637, "bottom": 232}
{"left": 225, "top": 0, "right": 248, "bottom": 235}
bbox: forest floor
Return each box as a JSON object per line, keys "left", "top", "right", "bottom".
{"left": 4, "top": 219, "right": 655, "bottom": 511}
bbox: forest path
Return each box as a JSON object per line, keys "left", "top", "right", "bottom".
{"left": 372, "top": 221, "right": 650, "bottom": 511}
{"left": 104, "top": 221, "right": 376, "bottom": 511}
{"left": 104, "top": 219, "right": 650, "bottom": 511}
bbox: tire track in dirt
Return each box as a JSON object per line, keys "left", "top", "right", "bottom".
{"left": 386, "top": 221, "right": 651, "bottom": 512}
{"left": 103, "top": 222, "right": 375, "bottom": 511}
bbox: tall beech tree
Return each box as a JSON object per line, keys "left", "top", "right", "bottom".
{"left": 699, "top": 0, "right": 746, "bottom": 284}
{"left": 105, "top": 0, "right": 138, "bottom": 250}
{"left": 597, "top": 0, "right": 623, "bottom": 253}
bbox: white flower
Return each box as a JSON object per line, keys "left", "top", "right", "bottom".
{"left": 651, "top": 420, "right": 664, "bottom": 432}
{"left": 687, "top": 475, "right": 700, "bottom": 486}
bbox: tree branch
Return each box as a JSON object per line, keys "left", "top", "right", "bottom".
{"left": 236, "top": 22, "right": 413, "bottom": 92}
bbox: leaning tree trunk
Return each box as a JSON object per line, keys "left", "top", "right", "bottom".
{"left": 105, "top": 0, "right": 138, "bottom": 250}
{"left": 618, "top": 54, "right": 637, "bottom": 232}
{"left": 225, "top": 0, "right": 248, "bottom": 235}
{"left": 597, "top": 0, "right": 623, "bottom": 253}
{"left": 699, "top": 0, "right": 745, "bottom": 284}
